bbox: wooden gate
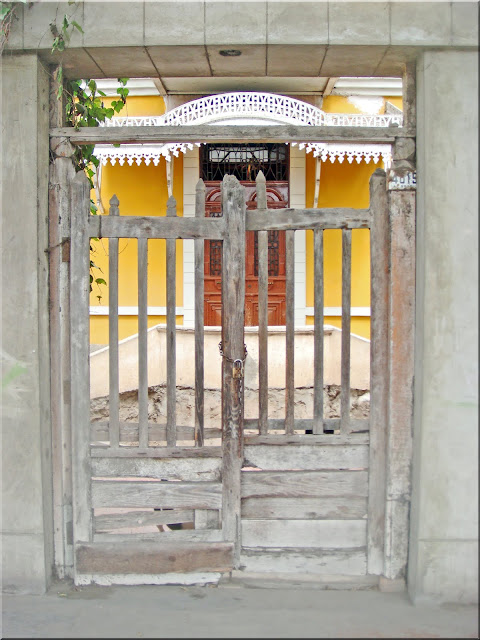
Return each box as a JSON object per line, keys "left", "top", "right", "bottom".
{"left": 69, "top": 166, "right": 389, "bottom": 586}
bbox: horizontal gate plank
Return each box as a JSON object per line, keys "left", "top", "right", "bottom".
{"left": 91, "top": 422, "right": 222, "bottom": 443}
{"left": 244, "top": 418, "right": 369, "bottom": 434}
{"left": 51, "top": 124, "right": 403, "bottom": 145}
{"left": 241, "top": 470, "right": 368, "bottom": 499}
{"left": 76, "top": 541, "right": 233, "bottom": 574}
{"left": 243, "top": 444, "right": 368, "bottom": 470}
{"left": 241, "top": 519, "right": 367, "bottom": 548}
{"left": 91, "top": 457, "right": 221, "bottom": 481}
{"left": 91, "top": 446, "right": 222, "bottom": 458}
{"left": 93, "top": 530, "right": 223, "bottom": 543}
{"left": 246, "top": 208, "right": 370, "bottom": 231}
{"left": 240, "top": 548, "right": 367, "bottom": 575}
{"left": 241, "top": 497, "right": 368, "bottom": 520}
{"left": 92, "top": 480, "right": 222, "bottom": 509}
{"left": 88, "top": 215, "right": 225, "bottom": 240}
{"left": 94, "top": 509, "right": 195, "bottom": 531}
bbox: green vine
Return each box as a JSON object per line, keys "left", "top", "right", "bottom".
{"left": 48, "top": 8, "right": 129, "bottom": 301}
{"left": 2, "top": 2, "right": 129, "bottom": 301}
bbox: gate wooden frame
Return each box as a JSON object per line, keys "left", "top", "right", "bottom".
{"left": 49, "top": 102, "right": 416, "bottom": 586}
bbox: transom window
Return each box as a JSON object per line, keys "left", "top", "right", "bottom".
{"left": 200, "top": 143, "right": 288, "bottom": 181}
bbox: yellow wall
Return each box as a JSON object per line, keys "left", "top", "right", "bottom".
{"left": 89, "top": 95, "right": 184, "bottom": 344}
{"left": 304, "top": 94, "right": 403, "bottom": 339}
{"left": 90, "top": 93, "right": 402, "bottom": 344}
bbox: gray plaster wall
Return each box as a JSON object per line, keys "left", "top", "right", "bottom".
{"left": 1, "top": 55, "right": 53, "bottom": 594}
{"left": 410, "top": 49, "right": 479, "bottom": 604}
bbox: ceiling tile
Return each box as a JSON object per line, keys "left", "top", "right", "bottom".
{"left": 207, "top": 45, "right": 267, "bottom": 77}
{"left": 147, "top": 46, "right": 212, "bottom": 77}
{"left": 320, "top": 46, "right": 388, "bottom": 78}
{"left": 85, "top": 48, "right": 158, "bottom": 78}
{"left": 267, "top": 45, "right": 326, "bottom": 77}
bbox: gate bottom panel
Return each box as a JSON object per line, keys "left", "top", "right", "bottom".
{"left": 75, "top": 541, "right": 234, "bottom": 575}
{"left": 239, "top": 547, "right": 367, "bottom": 576}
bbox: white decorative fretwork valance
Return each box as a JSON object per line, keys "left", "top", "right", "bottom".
{"left": 292, "top": 142, "right": 392, "bottom": 168}
{"left": 99, "top": 92, "right": 402, "bottom": 128}
{"left": 95, "top": 92, "right": 400, "bottom": 166}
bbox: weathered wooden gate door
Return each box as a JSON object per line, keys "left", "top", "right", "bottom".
{"left": 71, "top": 174, "right": 246, "bottom": 583}
{"left": 70, "top": 167, "right": 388, "bottom": 586}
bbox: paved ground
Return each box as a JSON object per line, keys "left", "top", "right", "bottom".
{"left": 2, "top": 581, "right": 478, "bottom": 638}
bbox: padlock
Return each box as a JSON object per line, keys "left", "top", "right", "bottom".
{"left": 232, "top": 359, "right": 244, "bottom": 379}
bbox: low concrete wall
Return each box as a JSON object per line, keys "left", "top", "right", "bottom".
{"left": 90, "top": 324, "right": 370, "bottom": 399}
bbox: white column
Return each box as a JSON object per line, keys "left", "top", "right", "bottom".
{"left": 289, "top": 145, "right": 306, "bottom": 327}
{"left": 182, "top": 148, "right": 200, "bottom": 327}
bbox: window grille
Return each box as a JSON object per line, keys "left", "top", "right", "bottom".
{"left": 201, "top": 143, "right": 288, "bottom": 182}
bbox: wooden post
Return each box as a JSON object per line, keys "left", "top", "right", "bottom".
{"left": 340, "top": 229, "right": 352, "bottom": 434}
{"left": 313, "top": 228, "right": 324, "bottom": 434}
{"left": 256, "top": 171, "right": 269, "bottom": 435}
{"left": 108, "top": 195, "right": 120, "bottom": 449}
{"left": 70, "top": 169, "right": 94, "bottom": 550}
{"left": 384, "top": 170, "right": 416, "bottom": 583}
{"left": 166, "top": 196, "right": 177, "bottom": 447}
{"left": 367, "top": 169, "right": 389, "bottom": 576}
{"left": 138, "top": 236, "right": 149, "bottom": 448}
{"left": 195, "top": 179, "right": 206, "bottom": 447}
{"left": 49, "top": 135, "right": 75, "bottom": 578}
{"left": 221, "top": 175, "right": 246, "bottom": 566}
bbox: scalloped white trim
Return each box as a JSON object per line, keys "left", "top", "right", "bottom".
{"left": 94, "top": 142, "right": 202, "bottom": 165}
{"left": 292, "top": 142, "right": 393, "bottom": 168}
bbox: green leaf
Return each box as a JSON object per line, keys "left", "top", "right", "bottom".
{"left": 118, "top": 78, "right": 129, "bottom": 85}
{"left": 95, "top": 278, "right": 107, "bottom": 286}
{"left": 88, "top": 79, "right": 97, "bottom": 94}
{"left": 71, "top": 20, "right": 84, "bottom": 34}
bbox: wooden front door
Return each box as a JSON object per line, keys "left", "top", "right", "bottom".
{"left": 204, "top": 181, "right": 289, "bottom": 325}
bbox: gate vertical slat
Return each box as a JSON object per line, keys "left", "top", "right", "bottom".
{"left": 256, "top": 171, "right": 268, "bottom": 435}
{"left": 367, "top": 169, "right": 389, "bottom": 574}
{"left": 70, "top": 171, "right": 93, "bottom": 544}
{"left": 340, "top": 229, "right": 352, "bottom": 434}
{"left": 138, "top": 237, "right": 149, "bottom": 448}
{"left": 285, "top": 229, "right": 295, "bottom": 434}
{"left": 108, "top": 195, "right": 120, "bottom": 448}
{"left": 221, "top": 175, "right": 245, "bottom": 565}
{"left": 166, "top": 196, "right": 177, "bottom": 447}
{"left": 313, "top": 228, "right": 324, "bottom": 434}
{"left": 195, "top": 179, "right": 205, "bottom": 447}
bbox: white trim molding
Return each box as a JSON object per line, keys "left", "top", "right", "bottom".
{"left": 100, "top": 93, "right": 403, "bottom": 129}
{"left": 94, "top": 142, "right": 201, "bottom": 165}
{"left": 94, "top": 92, "right": 399, "bottom": 167}
{"left": 292, "top": 142, "right": 393, "bottom": 169}
{"left": 90, "top": 306, "right": 184, "bottom": 316}
{"left": 306, "top": 307, "right": 371, "bottom": 317}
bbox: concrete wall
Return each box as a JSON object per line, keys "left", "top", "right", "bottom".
{"left": 409, "top": 50, "right": 479, "bottom": 604}
{"left": 89, "top": 325, "right": 371, "bottom": 399}
{"left": 1, "top": 56, "right": 53, "bottom": 594}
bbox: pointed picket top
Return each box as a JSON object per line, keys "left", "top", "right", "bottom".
{"left": 109, "top": 194, "right": 119, "bottom": 216}
{"left": 167, "top": 195, "right": 177, "bottom": 217}
{"left": 256, "top": 170, "right": 267, "bottom": 210}
{"left": 195, "top": 179, "right": 206, "bottom": 218}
